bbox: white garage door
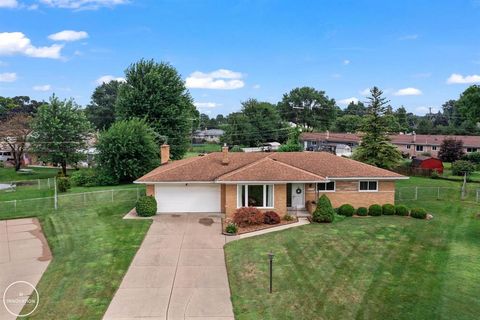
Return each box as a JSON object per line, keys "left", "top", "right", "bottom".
{"left": 154, "top": 183, "right": 221, "bottom": 213}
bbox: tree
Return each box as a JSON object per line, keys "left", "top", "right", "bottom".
{"left": 456, "top": 85, "right": 480, "bottom": 124}
{"left": 96, "top": 119, "right": 160, "bottom": 183}
{"left": 277, "top": 127, "right": 303, "bottom": 152}
{"left": 333, "top": 115, "right": 363, "bottom": 132}
{"left": 85, "top": 80, "right": 122, "bottom": 130}
{"left": 451, "top": 160, "right": 475, "bottom": 176}
{"left": 395, "top": 106, "right": 409, "bottom": 131}
{"left": 343, "top": 101, "right": 367, "bottom": 117}
{"left": 352, "top": 87, "right": 402, "bottom": 169}
{"left": 116, "top": 59, "right": 197, "bottom": 159}
{"left": 30, "top": 95, "right": 92, "bottom": 175}
{"left": 0, "top": 96, "right": 44, "bottom": 120}
{"left": 277, "top": 87, "right": 336, "bottom": 130}
{"left": 0, "top": 113, "right": 32, "bottom": 171}
{"left": 438, "top": 138, "right": 464, "bottom": 162}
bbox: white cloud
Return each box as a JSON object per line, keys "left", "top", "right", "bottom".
{"left": 48, "top": 30, "right": 88, "bottom": 42}
{"left": 253, "top": 84, "right": 261, "bottom": 89}
{"left": 360, "top": 88, "right": 371, "bottom": 96}
{"left": 338, "top": 97, "right": 359, "bottom": 105}
{"left": 33, "top": 84, "right": 52, "bottom": 91}
{"left": 40, "top": 0, "right": 128, "bottom": 10}
{"left": 95, "top": 75, "right": 125, "bottom": 85}
{"left": 0, "top": 0, "right": 17, "bottom": 8}
{"left": 186, "top": 69, "right": 245, "bottom": 90}
{"left": 0, "top": 72, "right": 16, "bottom": 82}
{"left": 194, "top": 102, "right": 220, "bottom": 109}
{"left": 343, "top": 59, "right": 350, "bottom": 65}
{"left": 0, "top": 32, "right": 63, "bottom": 59}
{"left": 394, "top": 87, "right": 422, "bottom": 96}
{"left": 446, "top": 73, "right": 480, "bottom": 84}
{"left": 399, "top": 34, "right": 419, "bottom": 40}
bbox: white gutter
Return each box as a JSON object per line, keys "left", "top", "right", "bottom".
{"left": 329, "top": 176, "right": 409, "bottom": 180}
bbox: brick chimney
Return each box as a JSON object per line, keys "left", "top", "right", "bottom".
{"left": 326, "top": 130, "right": 330, "bottom": 140}
{"left": 222, "top": 145, "right": 229, "bottom": 165}
{"left": 160, "top": 144, "right": 170, "bottom": 165}
{"left": 412, "top": 131, "right": 416, "bottom": 143}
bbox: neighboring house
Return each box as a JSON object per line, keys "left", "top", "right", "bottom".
{"left": 301, "top": 132, "right": 480, "bottom": 158}
{"left": 193, "top": 129, "right": 225, "bottom": 143}
{"left": 135, "top": 145, "right": 406, "bottom": 218}
{"left": 410, "top": 156, "right": 444, "bottom": 174}
{"left": 242, "top": 142, "right": 281, "bottom": 153}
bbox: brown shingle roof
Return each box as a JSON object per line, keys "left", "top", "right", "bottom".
{"left": 136, "top": 151, "right": 404, "bottom": 183}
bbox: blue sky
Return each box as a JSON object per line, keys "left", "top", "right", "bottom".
{"left": 1, "top": 0, "right": 480, "bottom": 117}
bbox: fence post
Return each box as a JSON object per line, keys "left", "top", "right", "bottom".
{"left": 54, "top": 176, "right": 58, "bottom": 210}
{"left": 38, "top": 179, "right": 40, "bottom": 190}
{"left": 437, "top": 187, "right": 440, "bottom": 200}
{"left": 84, "top": 193, "right": 86, "bottom": 205}
{"left": 136, "top": 188, "right": 140, "bottom": 200}
{"left": 14, "top": 200, "right": 17, "bottom": 212}
{"left": 111, "top": 190, "right": 114, "bottom": 203}
{"left": 415, "top": 186, "right": 418, "bottom": 200}
{"left": 47, "top": 178, "right": 50, "bottom": 188}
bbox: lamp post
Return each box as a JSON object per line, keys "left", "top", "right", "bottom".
{"left": 268, "top": 252, "right": 274, "bottom": 293}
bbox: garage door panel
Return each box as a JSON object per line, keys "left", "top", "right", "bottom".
{"left": 155, "top": 184, "right": 221, "bottom": 213}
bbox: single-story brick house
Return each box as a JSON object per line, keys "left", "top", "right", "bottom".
{"left": 135, "top": 145, "right": 407, "bottom": 217}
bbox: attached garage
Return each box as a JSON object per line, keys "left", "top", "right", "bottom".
{"left": 154, "top": 183, "right": 221, "bottom": 213}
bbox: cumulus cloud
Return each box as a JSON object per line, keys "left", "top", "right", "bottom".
{"left": 185, "top": 69, "right": 245, "bottom": 90}
{"left": 33, "top": 84, "right": 52, "bottom": 91}
{"left": 0, "top": 32, "right": 63, "bottom": 59}
{"left": 446, "top": 73, "right": 480, "bottom": 84}
{"left": 95, "top": 75, "right": 125, "bottom": 85}
{"left": 48, "top": 30, "right": 88, "bottom": 42}
{"left": 338, "top": 97, "right": 359, "bottom": 105}
{"left": 394, "top": 87, "right": 422, "bottom": 96}
{"left": 194, "top": 102, "right": 220, "bottom": 108}
{"left": 0, "top": 72, "right": 17, "bottom": 82}
{"left": 40, "top": 0, "right": 128, "bottom": 10}
{"left": 0, "top": 0, "right": 17, "bottom": 8}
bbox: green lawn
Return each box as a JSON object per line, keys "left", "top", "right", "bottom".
{"left": 225, "top": 177, "right": 480, "bottom": 320}
{"left": 1, "top": 196, "right": 151, "bottom": 319}
{"left": 0, "top": 166, "right": 69, "bottom": 182}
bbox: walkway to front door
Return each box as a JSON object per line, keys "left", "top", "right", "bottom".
{"left": 103, "top": 214, "right": 234, "bottom": 320}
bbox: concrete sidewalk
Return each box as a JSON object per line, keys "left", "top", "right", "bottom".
{"left": 0, "top": 218, "right": 52, "bottom": 320}
{"left": 104, "top": 214, "right": 234, "bottom": 320}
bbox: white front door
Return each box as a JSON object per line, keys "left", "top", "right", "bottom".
{"left": 291, "top": 183, "right": 305, "bottom": 209}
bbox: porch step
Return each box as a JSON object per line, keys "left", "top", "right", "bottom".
{"left": 288, "top": 209, "right": 310, "bottom": 218}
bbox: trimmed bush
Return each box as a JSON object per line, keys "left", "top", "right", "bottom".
{"left": 452, "top": 160, "right": 476, "bottom": 176}
{"left": 233, "top": 207, "right": 264, "bottom": 227}
{"left": 283, "top": 214, "right": 294, "bottom": 221}
{"left": 382, "top": 204, "right": 395, "bottom": 215}
{"left": 57, "top": 177, "right": 71, "bottom": 193}
{"left": 136, "top": 195, "right": 157, "bottom": 217}
{"left": 225, "top": 223, "right": 238, "bottom": 234}
{"left": 410, "top": 207, "right": 427, "bottom": 219}
{"left": 395, "top": 205, "right": 409, "bottom": 216}
{"left": 264, "top": 211, "right": 281, "bottom": 225}
{"left": 70, "top": 170, "right": 96, "bottom": 187}
{"left": 338, "top": 204, "right": 355, "bottom": 217}
{"left": 368, "top": 204, "right": 382, "bottom": 216}
{"left": 356, "top": 207, "right": 368, "bottom": 216}
{"left": 312, "top": 195, "right": 334, "bottom": 223}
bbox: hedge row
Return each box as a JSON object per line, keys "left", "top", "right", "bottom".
{"left": 336, "top": 203, "right": 427, "bottom": 219}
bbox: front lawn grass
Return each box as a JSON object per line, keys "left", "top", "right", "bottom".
{"left": 6, "top": 202, "right": 151, "bottom": 319}
{"left": 0, "top": 166, "right": 69, "bottom": 182}
{"left": 225, "top": 179, "right": 480, "bottom": 319}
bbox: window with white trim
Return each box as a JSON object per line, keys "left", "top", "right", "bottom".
{"left": 406, "top": 145, "right": 411, "bottom": 149}
{"left": 237, "top": 184, "right": 274, "bottom": 208}
{"left": 416, "top": 145, "right": 423, "bottom": 152}
{"left": 317, "top": 181, "right": 335, "bottom": 192}
{"left": 432, "top": 146, "right": 437, "bottom": 151}
{"left": 359, "top": 180, "right": 378, "bottom": 192}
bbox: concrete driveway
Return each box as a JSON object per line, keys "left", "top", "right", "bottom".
{"left": 0, "top": 218, "right": 52, "bottom": 320}
{"left": 104, "top": 214, "right": 234, "bottom": 320}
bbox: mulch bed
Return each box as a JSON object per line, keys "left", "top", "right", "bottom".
{"left": 222, "top": 217, "right": 299, "bottom": 236}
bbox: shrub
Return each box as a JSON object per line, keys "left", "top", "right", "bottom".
{"left": 94, "top": 169, "right": 119, "bottom": 186}
{"left": 430, "top": 170, "right": 440, "bottom": 179}
{"left": 264, "top": 211, "right": 281, "bottom": 225}
{"left": 356, "top": 207, "right": 368, "bottom": 216}
{"left": 312, "top": 194, "right": 334, "bottom": 223}
{"left": 462, "top": 151, "right": 480, "bottom": 164}
{"left": 233, "top": 207, "right": 264, "bottom": 227}
{"left": 338, "top": 204, "right": 355, "bottom": 217}
{"left": 57, "top": 177, "right": 71, "bottom": 193}
{"left": 70, "top": 170, "right": 96, "bottom": 187}
{"left": 225, "top": 223, "right": 238, "bottom": 234}
{"left": 277, "top": 143, "right": 303, "bottom": 152}
{"left": 452, "top": 160, "right": 476, "bottom": 176}
{"left": 0, "top": 161, "right": 4, "bottom": 168}
{"left": 395, "top": 205, "right": 409, "bottom": 216}
{"left": 283, "top": 214, "right": 294, "bottom": 221}
{"left": 382, "top": 204, "right": 395, "bottom": 215}
{"left": 368, "top": 204, "right": 382, "bottom": 216}
{"left": 410, "top": 207, "right": 427, "bottom": 219}
{"left": 136, "top": 195, "right": 157, "bottom": 217}
{"left": 230, "top": 145, "right": 244, "bottom": 152}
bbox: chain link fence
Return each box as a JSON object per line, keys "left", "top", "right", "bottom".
{"left": 0, "top": 188, "right": 144, "bottom": 215}
{"left": 395, "top": 186, "right": 480, "bottom": 203}
{"left": 0, "top": 177, "right": 56, "bottom": 192}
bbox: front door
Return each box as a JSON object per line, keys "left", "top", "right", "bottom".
{"left": 291, "top": 183, "right": 305, "bottom": 209}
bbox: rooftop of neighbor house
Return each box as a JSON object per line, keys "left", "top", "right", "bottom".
{"left": 301, "top": 132, "right": 480, "bottom": 147}
{"left": 135, "top": 150, "right": 406, "bottom": 183}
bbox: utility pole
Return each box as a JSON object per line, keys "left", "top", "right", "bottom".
{"left": 54, "top": 176, "right": 58, "bottom": 210}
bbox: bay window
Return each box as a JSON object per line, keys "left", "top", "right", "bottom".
{"left": 237, "top": 184, "right": 274, "bottom": 208}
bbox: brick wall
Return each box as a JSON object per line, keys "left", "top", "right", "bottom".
{"left": 224, "top": 184, "right": 288, "bottom": 219}
{"left": 146, "top": 184, "right": 154, "bottom": 196}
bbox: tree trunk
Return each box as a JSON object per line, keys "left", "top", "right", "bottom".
{"left": 61, "top": 161, "right": 67, "bottom": 176}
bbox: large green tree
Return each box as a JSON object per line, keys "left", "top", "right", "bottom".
{"left": 222, "top": 99, "right": 288, "bottom": 147}
{"left": 456, "top": 85, "right": 480, "bottom": 124}
{"left": 277, "top": 87, "right": 336, "bottom": 130}
{"left": 333, "top": 115, "right": 363, "bottom": 132}
{"left": 343, "top": 101, "right": 367, "bottom": 117}
{"left": 352, "top": 87, "right": 402, "bottom": 169}
{"left": 85, "top": 80, "right": 122, "bottom": 130}
{"left": 30, "top": 95, "right": 92, "bottom": 175}
{"left": 116, "top": 59, "right": 197, "bottom": 159}
{"left": 96, "top": 119, "right": 160, "bottom": 183}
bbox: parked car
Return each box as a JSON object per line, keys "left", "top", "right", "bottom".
{"left": 0, "top": 151, "right": 14, "bottom": 162}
